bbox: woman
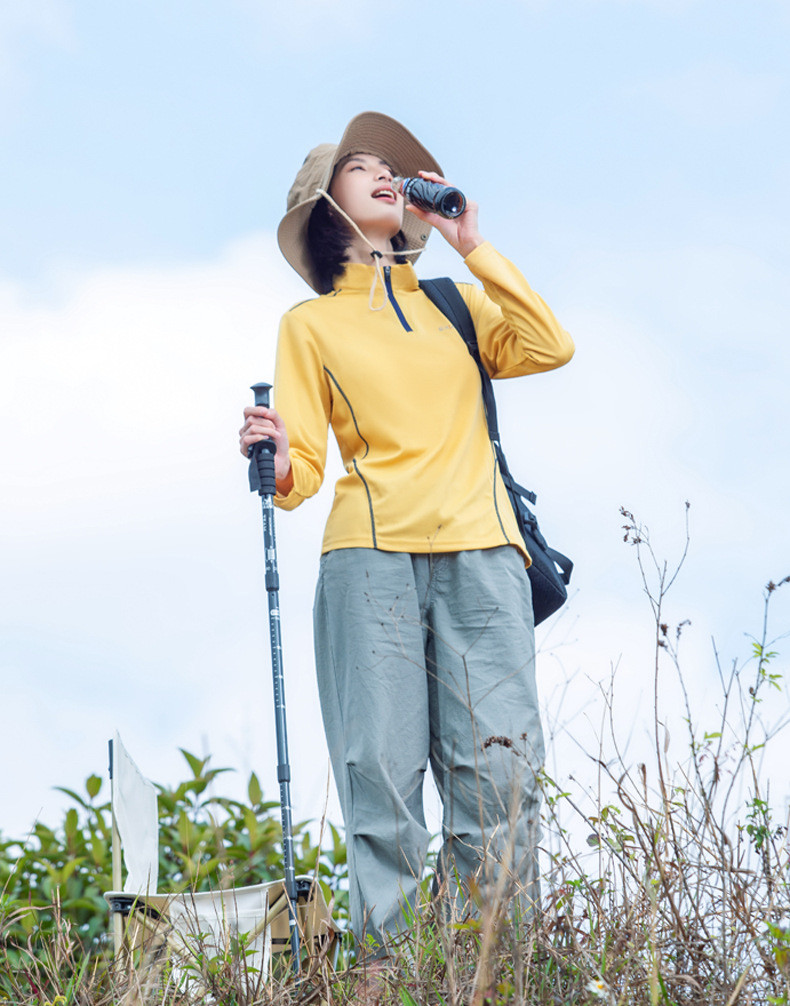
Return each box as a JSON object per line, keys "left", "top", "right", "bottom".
{"left": 239, "top": 112, "right": 574, "bottom": 949}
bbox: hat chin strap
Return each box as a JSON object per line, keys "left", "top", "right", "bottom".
{"left": 316, "top": 187, "right": 424, "bottom": 311}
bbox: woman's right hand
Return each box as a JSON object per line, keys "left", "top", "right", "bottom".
{"left": 404, "top": 171, "right": 484, "bottom": 260}
{"left": 239, "top": 405, "right": 293, "bottom": 493}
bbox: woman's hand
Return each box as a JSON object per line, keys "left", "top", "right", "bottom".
{"left": 404, "top": 171, "right": 484, "bottom": 259}
{"left": 239, "top": 405, "right": 294, "bottom": 494}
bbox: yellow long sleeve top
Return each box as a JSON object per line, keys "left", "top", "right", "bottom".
{"left": 273, "top": 241, "right": 574, "bottom": 562}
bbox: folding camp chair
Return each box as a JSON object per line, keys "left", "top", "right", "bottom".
{"left": 104, "top": 733, "right": 337, "bottom": 991}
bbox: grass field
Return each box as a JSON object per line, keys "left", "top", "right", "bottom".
{"left": 3, "top": 516, "right": 788, "bottom": 1005}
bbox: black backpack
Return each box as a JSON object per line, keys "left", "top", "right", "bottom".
{"left": 420, "top": 277, "right": 573, "bottom": 626}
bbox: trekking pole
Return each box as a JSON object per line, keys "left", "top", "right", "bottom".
{"left": 248, "top": 381, "right": 300, "bottom": 973}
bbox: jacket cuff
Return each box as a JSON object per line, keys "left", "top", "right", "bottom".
{"left": 274, "top": 488, "right": 304, "bottom": 511}
{"left": 463, "top": 240, "right": 496, "bottom": 271}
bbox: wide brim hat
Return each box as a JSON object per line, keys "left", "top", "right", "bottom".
{"left": 277, "top": 112, "right": 443, "bottom": 293}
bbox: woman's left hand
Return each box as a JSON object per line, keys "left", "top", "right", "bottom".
{"left": 404, "top": 171, "right": 484, "bottom": 259}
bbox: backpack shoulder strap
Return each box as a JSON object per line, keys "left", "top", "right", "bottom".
{"left": 419, "top": 277, "right": 477, "bottom": 356}
{"left": 419, "top": 278, "right": 497, "bottom": 442}
{"left": 419, "top": 277, "right": 538, "bottom": 506}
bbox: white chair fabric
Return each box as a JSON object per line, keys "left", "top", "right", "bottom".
{"left": 104, "top": 734, "right": 337, "bottom": 983}
{"left": 111, "top": 731, "right": 159, "bottom": 895}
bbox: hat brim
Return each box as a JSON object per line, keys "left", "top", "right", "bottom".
{"left": 277, "top": 112, "right": 443, "bottom": 293}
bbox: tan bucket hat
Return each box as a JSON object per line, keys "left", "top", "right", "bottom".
{"left": 276, "top": 112, "right": 443, "bottom": 293}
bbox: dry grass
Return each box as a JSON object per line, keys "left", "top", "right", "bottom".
{"left": 3, "top": 509, "right": 789, "bottom": 1005}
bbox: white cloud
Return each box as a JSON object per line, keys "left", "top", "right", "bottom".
{"left": 2, "top": 235, "right": 302, "bottom": 507}
{"left": 1, "top": 235, "right": 333, "bottom": 836}
{"left": 2, "top": 231, "right": 788, "bottom": 846}
{"left": 492, "top": 236, "right": 790, "bottom": 750}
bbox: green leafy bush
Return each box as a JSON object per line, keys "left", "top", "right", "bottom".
{"left": 0, "top": 748, "right": 348, "bottom": 972}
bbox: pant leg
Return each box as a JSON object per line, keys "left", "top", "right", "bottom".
{"left": 416, "top": 547, "right": 543, "bottom": 908}
{"left": 313, "top": 548, "right": 431, "bottom": 945}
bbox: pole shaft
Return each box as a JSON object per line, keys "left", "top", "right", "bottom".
{"left": 260, "top": 489, "right": 300, "bottom": 969}
{"left": 249, "top": 382, "right": 300, "bottom": 971}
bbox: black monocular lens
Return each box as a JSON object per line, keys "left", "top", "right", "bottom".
{"left": 436, "top": 189, "right": 466, "bottom": 218}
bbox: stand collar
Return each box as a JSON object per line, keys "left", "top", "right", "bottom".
{"left": 332, "top": 260, "right": 420, "bottom": 295}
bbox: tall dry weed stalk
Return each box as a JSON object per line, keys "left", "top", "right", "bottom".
{"left": 533, "top": 505, "right": 790, "bottom": 1005}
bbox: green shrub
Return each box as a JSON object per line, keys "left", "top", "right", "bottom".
{"left": 0, "top": 748, "right": 348, "bottom": 974}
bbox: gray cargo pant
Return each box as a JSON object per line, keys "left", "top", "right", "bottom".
{"left": 313, "top": 546, "right": 543, "bottom": 946}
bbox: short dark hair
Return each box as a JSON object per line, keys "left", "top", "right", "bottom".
{"left": 307, "top": 198, "right": 408, "bottom": 295}
{"left": 307, "top": 198, "right": 351, "bottom": 295}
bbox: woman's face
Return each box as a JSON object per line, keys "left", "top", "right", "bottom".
{"left": 329, "top": 152, "right": 404, "bottom": 238}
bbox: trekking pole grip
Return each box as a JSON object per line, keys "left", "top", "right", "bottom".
{"left": 248, "top": 382, "right": 277, "bottom": 496}
{"left": 251, "top": 382, "right": 272, "bottom": 408}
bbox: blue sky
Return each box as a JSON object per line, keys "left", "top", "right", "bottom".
{"left": 2, "top": 0, "right": 789, "bottom": 843}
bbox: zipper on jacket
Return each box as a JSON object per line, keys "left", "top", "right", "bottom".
{"left": 383, "top": 266, "right": 412, "bottom": 332}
